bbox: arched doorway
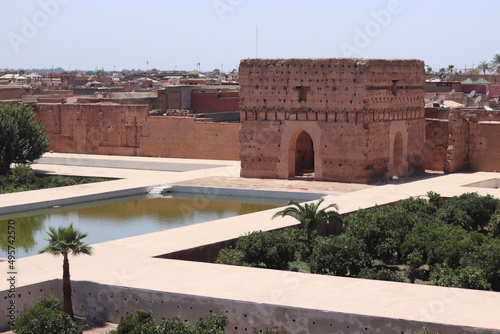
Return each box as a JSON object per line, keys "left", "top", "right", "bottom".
{"left": 393, "top": 131, "right": 404, "bottom": 177}
{"left": 291, "top": 130, "right": 315, "bottom": 178}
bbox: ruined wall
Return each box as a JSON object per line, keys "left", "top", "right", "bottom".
{"left": 424, "top": 118, "right": 449, "bottom": 171}
{"left": 0, "top": 86, "right": 32, "bottom": 100}
{"left": 444, "top": 112, "right": 470, "bottom": 173}
{"left": 139, "top": 117, "right": 239, "bottom": 160}
{"left": 239, "top": 58, "right": 426, "bottom": 183}
{"left": 192, "top": 90, "right": 239, "bottom": 113}
{"left": 423, "top": 108, "right": 500, "bottom": 173}
{"left": 158, "top": 86, "right": 193, "bottom": 110}
{"left": 469, "top": 120, "right": 500, "bottom": 172}
{"left": 35, "top": 103, "right": 239, "bottom": 160}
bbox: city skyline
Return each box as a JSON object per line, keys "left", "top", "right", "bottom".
{"left": 1, "top": 0, "right": 499, "bottom": 72}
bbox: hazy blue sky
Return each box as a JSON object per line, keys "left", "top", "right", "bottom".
{"left": 1, "top": 0, "right": 498, "bottom": 72}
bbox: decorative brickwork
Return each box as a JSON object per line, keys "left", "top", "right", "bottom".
{"left": 239, "top": 58, "right": 426, "bottom": 183}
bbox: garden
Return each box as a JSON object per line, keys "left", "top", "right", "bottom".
{"left": 215, "top": 192, "right": 500, "bottom": 291}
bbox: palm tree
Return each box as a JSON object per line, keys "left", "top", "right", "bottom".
{"left": 272, "top": 198, "right": 343, "bottom": 243}
{"left": 478, "top": 61, "right": 490, "bottom": 75}
{"left": 39, "top": 224, "right": 92, "bottom": 319}
{"left": 447, "top": 64, "right": 455, "bottom": 74}
{"left": 491, "top": 54, "right": 500, "bottom": 74}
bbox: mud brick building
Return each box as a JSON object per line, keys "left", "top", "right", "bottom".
{"left": 239, "top": 58, "right": 426, "bottom": 183}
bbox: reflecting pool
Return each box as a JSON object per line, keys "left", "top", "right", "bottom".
{"left": 0, "top": 193, "right": 288, "bottom": 258}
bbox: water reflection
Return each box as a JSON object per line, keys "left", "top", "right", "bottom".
{"left": 0, "top": 194, "right": 286, "bottom": 258}
{"left": 0, "top": 215, "right": 47, "bottom": 253}
{"left": 75, "top": 197, "right": 278, "bottom": 225}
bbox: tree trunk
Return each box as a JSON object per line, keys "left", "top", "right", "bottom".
{"left": 62, "top": 254, "right": 74, "bottom": 319}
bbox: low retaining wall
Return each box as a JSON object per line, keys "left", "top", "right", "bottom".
{"left": 1, "top": 279, "right": 494, "bottom": 333}
{"left": 0, "top": 280, "right": 61, "bottom": 330}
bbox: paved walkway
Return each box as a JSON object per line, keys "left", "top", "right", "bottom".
{"left": 2, "top": 153, "right": 500, "bottom": 333}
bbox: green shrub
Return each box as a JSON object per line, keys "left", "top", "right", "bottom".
{"left": 11, "top": 295, "right": 82, "bottom": 334}
{"left": 427, "top": 191, "right": 443, "bottom": 209}
{"left": 0, "top": 164, "right": 39, "bottom": 193}
{"left": 396, "top": 197, "right": 437, "bottom": 216}
{"left": 111, "top": 310, "right": 155, "bottom": 334}
{"left": 344, "top": 205, "right": 425, "bottom": 262}
{"left": 215, "top": 246, "right": 244, "bottom": 266}
{"left": 111, "top": 311, "right": 227, "bottom": 334}
{"left": 356, "top": 267, "right": 407, "bottom": 283}
{"left": 0, "top": 165, "right": 107, "bottom": 194}
{"left": 402, "top": 222, "right": 486, "bottom": 269}
{"left": 430, "top": 263, "right": 491, "bottom": 290}
{"left": 235, "top": 229, "right": 300, "bottom": 270}
{"left": 40, "top": 175, "right": 78, "bottom": 189}
{"left": 487, "top": 209, "right": 500, "bottom": 238}
{"left": 155, "top": 315, "right": 192, "bottom": 334}
{"left": 9, "top": 164, "right": 38, "bottom": 188}
{"left": 78, "top": 177, "right": 106, "bottom": 184}
{"left": 309, "top": 234, "right": 372, "bottom": 276}
{"left": 414, "top": 328, "right": 439, "bottom": 334}
{"left": 437, "top": 192, "right": 499, "bottom": 231}
{"left": 460, "top": 238, "right": 500, "bottom": 291}
{"left": 404, "top": 250, "right": 428, "bottom": 283}
{"left": 193, "top": 312, "right": 227, "bottom": 334}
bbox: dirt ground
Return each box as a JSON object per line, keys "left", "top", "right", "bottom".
{"left": 175, "top": 176, "right": 375, "bottom": 195}
{"left": 0, "top": 316, "right": 118, "bottom": 334}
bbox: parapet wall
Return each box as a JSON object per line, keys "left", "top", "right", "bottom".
{"left": 239, "top": 58, "right": 424, "bottom": 115}
{"left": 1, "top": 273, "right": 496, "bottom": 333}
{"left": 35, "top": 103, "right": 239, "bottom": 160}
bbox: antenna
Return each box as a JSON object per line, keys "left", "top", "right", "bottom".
{"left": 485, "top": 91, "right": 490, "bottom": 99}
{"left": 475, "top": 96, "right": 482, "bottom": 104}
{"left": 467, "top": 90, "right": 476, "bottom": 99}
{"left": 256, "top": 26, "right": 258, "bottom": 58}
{"left": 450, "top": 89, "right": 455, "bottom": 96}
{"left": 437, "top": 95, "right": 446, "bottom": 104}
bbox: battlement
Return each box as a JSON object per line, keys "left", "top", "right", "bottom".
{"left": 239, "top": 58, "right": 425, "bottom": 122}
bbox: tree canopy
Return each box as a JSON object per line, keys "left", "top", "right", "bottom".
{"left": 0, "top": 103, "right": 49, "bottom": 174}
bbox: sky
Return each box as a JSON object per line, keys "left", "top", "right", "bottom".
{"left": 0, "top": 0, "right": 498, "bottom": 73}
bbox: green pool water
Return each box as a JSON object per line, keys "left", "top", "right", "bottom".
{"left": 0, "top": 193, "right": 288, "bottom": 258}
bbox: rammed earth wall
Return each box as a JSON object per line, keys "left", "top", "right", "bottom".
{"left": 239, "top": 58, "right": 426, "bottom": 183}
{"left": 35, "top": 103, "right": 240, "bottom": 160}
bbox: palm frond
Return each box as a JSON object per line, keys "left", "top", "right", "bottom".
{"left": 38, "top": 223, "right": 92, "bottom": 256}
{"left": 272, "top": 198, "right": 342, "bottom": 232}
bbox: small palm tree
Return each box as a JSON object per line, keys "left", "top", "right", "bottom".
{"left": 491, "top": 54, "right": 500, "bottom": 74}
{"left": 447, "top": 64, "right": 455, "bottom": 74}
{"left": 39, "top": 224, "right": 92, "bottom": 319}
{"left": 272, "top": 198, "right": 343, "bottom": 242}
